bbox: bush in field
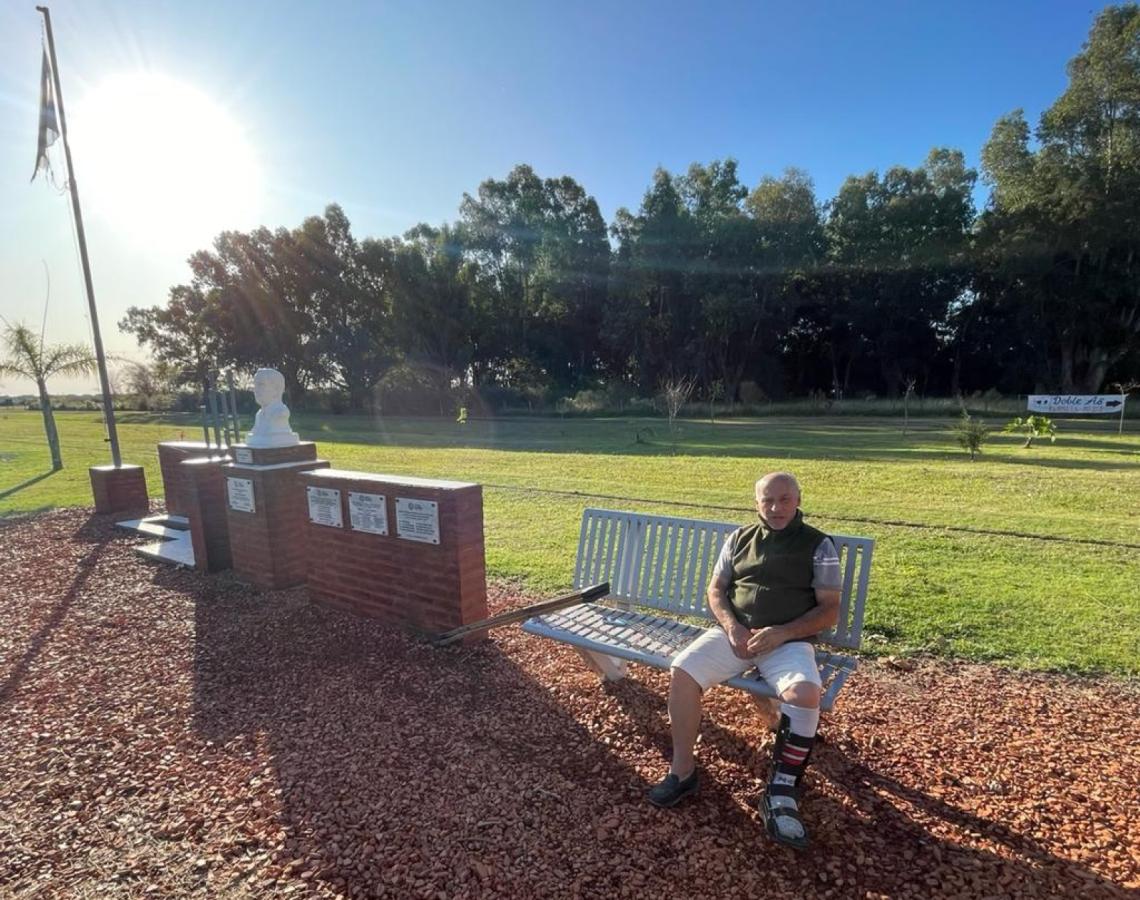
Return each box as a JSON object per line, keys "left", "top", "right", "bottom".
{"left": 952, "top": 411, "right": 990, "bottom": 460}
{"left": 1003, "top": 415, "right": 1057, "bottom": 448}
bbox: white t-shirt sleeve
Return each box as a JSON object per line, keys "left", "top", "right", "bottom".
{"left": 710, "top": 534, "right": 735, "bottom": 587}
{"left": 812, "top": 537, "right": 842, "bottom": 590}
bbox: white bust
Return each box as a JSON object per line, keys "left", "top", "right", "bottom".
{"left": 245, "top": 367, "right": 300, "bottom": 448}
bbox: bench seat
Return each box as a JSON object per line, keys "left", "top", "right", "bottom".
{"left": 521, "top": 507, "right": 872, "bottom": 711}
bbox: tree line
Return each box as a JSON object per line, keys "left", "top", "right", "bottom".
{"left": 121, "top": 6, "right": 1140, "bottom": 413}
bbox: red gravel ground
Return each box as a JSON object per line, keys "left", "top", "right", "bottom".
{"left": 1, "top": 507, "right": 1137, "bottom": 899}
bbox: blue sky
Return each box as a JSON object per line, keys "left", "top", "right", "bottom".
{"left": 0, "top": 0, "right": 1104, "bottom": 393}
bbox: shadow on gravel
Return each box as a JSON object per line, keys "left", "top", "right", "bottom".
{"left": 599, "top": 674, "right": 1129, "bottom": 899}
{"left": 0, "top": 515, "right": 110, "bottom": 707}
{"left": 181, "top": 578, "right": 763, "bottom": 897}
{"left": 827, "top": 761, "right": 1128, "bottom": 897}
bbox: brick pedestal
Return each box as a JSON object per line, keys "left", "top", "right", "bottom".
{"left": 90, "top": 464, "right": 149, "bottom": 515}
{"left": 224, "top": 442, "right": 327, "bottom": 589}
{"left": 182, "top": 456, "right": 233, "bottom": 572}
{"left": 157, "top": 441, "right": 219, "bottom": 516}
{"left": 298, "top": 469, "right": 487, "bottom": 637}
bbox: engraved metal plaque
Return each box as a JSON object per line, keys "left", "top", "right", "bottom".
{"left": 348, "top": 491, "right": 388, "bottom": 535}
{"left": 234, "top": 447, "right": 253, "bottom": 464}
{"left": 307, "top": 486, "right": 343, "bottom": 528}
{"left": 227, "top": 477, "right": 255, "bottom": 513}
{"left": 395, "top": 497, "right": 439, "bottom": 544}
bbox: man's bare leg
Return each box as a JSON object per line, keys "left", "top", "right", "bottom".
{"left": 748, "top": 694, "right": 780, "bottom": 730}
{"left": 648, "top": 667, "right": 704, "bottom": 806}
{"left": 667, "top": 668, "right": 702, "bottom": 778}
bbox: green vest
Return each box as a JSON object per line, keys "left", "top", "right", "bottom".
{"left": 728, "top": 510, "right": 825, "bottom": 630}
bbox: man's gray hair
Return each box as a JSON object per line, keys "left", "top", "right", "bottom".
{"left": 755, "top": 471, "right": 801, "bottom": 498}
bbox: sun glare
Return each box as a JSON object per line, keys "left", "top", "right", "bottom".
{"left": 72, "top": 72, "right": 262, "bottom": 251}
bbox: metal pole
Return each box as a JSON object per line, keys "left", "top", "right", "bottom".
{"left": 218, "top": 387, "right": 233, "bottom": 446}
{"left": 199, "top": 403, "right": 210, "bottom": 446}
{"left": 36, "top": 6, "right": 121, "bottom": 467}
{"left": 208, "top": 386, "right": 223, "bottom": 451}
{"left": 227, "top": 371, "right": 240, "bottom": 444}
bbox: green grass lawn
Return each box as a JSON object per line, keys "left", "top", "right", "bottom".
{"left": 2, "top": 408, "right": 1138, "bottom": 675}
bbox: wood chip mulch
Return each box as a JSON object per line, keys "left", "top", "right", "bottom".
{"left": 1, "top": 507, "right": 1137, "bottom": 899}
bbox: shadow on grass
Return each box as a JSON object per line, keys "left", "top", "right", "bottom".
{"left": 304, "top": 417, "right": 1140, "bottom": 469}
{"left": 0, "top": 468, "right": 57, "bottom": 500}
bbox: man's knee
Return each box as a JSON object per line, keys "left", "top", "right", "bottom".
{"left": 670, "top": 666, "right": 702, "bottom": 698}
{"left": 779, "top": 680, "right": 820, "bottom": 709}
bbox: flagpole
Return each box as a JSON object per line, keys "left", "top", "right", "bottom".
{"left": 36, "top": 5, "right": 122, "bottom": 467}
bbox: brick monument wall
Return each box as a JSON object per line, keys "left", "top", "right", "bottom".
{"left": 89, "top": 464, "right": 148, "bottom": 515}
{"left": 223, "top": 443, "right": 327, "bottom": 590}
{"left": 157, "top": 441, "right": 217, "bottom": 517}
{"left": 181, "top": 456, "right": 232, "bottom": 572}
{"left": 298, "top": 469, "right": 487, "bottom": 637}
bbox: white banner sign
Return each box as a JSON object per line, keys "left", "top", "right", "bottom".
{"left": 1027, "top": 394, "right": 1125, "bottom": 415}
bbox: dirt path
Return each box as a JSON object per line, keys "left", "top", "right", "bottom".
{"left": 1, "top": 508, "right": 1136, "bottom": 898}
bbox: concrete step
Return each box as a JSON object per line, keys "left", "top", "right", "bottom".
{"left": 135, "top": 533, "right": 195, "bottom": 567}
{"left": 115, "top": 515, "right": 191, "bottom": 539}
{"left": 150, "top": 514, "right": 190, "bottom": 531}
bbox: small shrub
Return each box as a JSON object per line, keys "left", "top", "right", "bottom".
{"left": 739, "top": 380, "right": 767, "bottom": 405}
{"left": 1002, "top": 415, "right": 1057, "bottom": 448}
{"left": 560, "top": 389, "right": 609, "bottom": 414}
{"left": 952, "top": 411, "right": 990, "bottom": 460}
{"left": 659, "top": 376, "right": 695, "bottom": 436}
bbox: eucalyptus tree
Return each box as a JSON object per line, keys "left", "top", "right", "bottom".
{"left": 678, "top": 160, "right": 758, "bottom": 399}
{"left": 825, "top": 149, "right": 976, "bottom": 396}
{"left": 120, "top": 284, "right": 225, "bottom": 390}
{"left": 297, "top": 205, "right": 394, "bottom": 411}
{"left": 185, "top": 225, "right": 322, "bottom": 404}
{"left": 604, "top": 168, "right": 700, "bottom": 392}
{"left": 458, "top": 165, "right": 609, "bottom": 391}
{"left": 0, "top": 323, "right": 95, "bottom": 470}
{"left": 384, "top": 223, "right": 478, "bottom": 412}
{"left": 979, "top": 4, "right": 1140, "bottom": 392}
{"left": 744, "top": 168, "right": 826, "bottom": 397}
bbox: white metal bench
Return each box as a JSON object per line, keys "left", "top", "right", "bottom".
{"left": 521, "top": 508, "right": 873, "bottom": 711}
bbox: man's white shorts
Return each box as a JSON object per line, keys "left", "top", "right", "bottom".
{"left": 671, "top": 628, "right": 821, "bottom": 695}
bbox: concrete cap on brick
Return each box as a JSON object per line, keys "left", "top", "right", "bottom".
{"left": 303, "top": 469, "right": 478, "bottom": 490}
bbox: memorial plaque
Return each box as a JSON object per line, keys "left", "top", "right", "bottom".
{"left": 227, "top": 477, "right": 255, "bottom": 513}
{"left": 307, "top": 486, "right": 343, "bottom": 528}
{"left": 349, "top": 491, "right": 388, "bottom": 535}
{"left": 395, "top": 497, "right": 440, "bottom": 544}
{"left": 234, "top": 447, "right": 253, "bottom": 464}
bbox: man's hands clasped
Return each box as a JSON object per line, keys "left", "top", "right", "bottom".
{"left": 726, "top": 622, "right": 789, "bottom": 659}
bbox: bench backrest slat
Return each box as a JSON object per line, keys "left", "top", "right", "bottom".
{"left": 575, "top": 508, "right": 873, "bottom": 652}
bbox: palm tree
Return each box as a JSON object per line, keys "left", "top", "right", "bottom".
{"left": 0, "top": 323, "right": 96, "bottom": 470}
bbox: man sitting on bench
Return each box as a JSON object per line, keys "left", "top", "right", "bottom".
{"left": 647, "top": 471, "right": 841, "bottom": 850}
